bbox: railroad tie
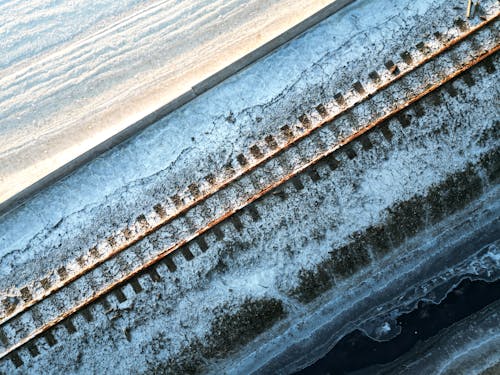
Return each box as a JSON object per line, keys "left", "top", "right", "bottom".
{"left": 136, "top": 214, "right": 150, "bottom": 229}
{"left": 397, "top": 113, "right": 412, "bottom": 128}
{"left": 130, "top": 279, "right": 143, "bottom": 294}
{"left": 415, "top": 41, "right": 429, "bottom": 54}
{"left": 308, "top": 168, "right": 321, "bottom": 182}
{"left": 148, "top": 267, "right": 162, "bottom": 282}
{"left": 400, "top": 51, "right": 413, "bottom": 65}
{"left": 20, "top": 287, "right": 32, "bottom": 303}
{"left": 429, "top": 92, "right": 443, "bottom": 106}
{"left": 379, "top": 121, "right": 394, "bottom": 142}
{"left": 462, "top": 71, "right": 476, "bottom": 87}
{"left": 412, "top": 103, "right": 425, "bottom": 118}
{"left": 334, "top": 93, "right": 346, "bottom": 106}
{"left": 292, "top": 176, "right": 304, "bottom": 191}
{"left": 231, "top": 215, "right": 244, "bottom": 232}
{"left": 247, "top": 205, "right": 261, "bottom": 222}
{"left": 385, "top": 60, "right": 400, "bottom": 75}
{"left": 433, "top": 31, "right": 444, "bottom": 41}
{"left": 2, "top": 297, "right": 18, "bottom": 315}
{"left": 316, "top": 104, "right": 328, "bottom": 117}
{"left": 57, "top": 267, "right": 68, "bottom": 281}
{"left": 212, "top": 226, "right": 225, "bottom": 241}
{"left": 81, "top": 308, "right": 94, "bottom": 322}
{"left": 153, "top": 203, "right": 167, "bottom": 219}
{"left": 250, "top": 144, "right": 264, "bottom": 159}
{"left": 265, "top": 135, "right": 278, "bottom": 150}
{"left": 280, "top": 125, "right": 294, "bottom": 139}
{"left": 483, "top": 56, "right": 496, "bottom": 74}
{"left": 444, "top": 82, "right": 458, "bottom": 97}
{"left": 180, "top": 246, "right": 195, "bottom": 261}
{"left": 114, "top": 288, "right": 127, "bottom": 303}
{"left": 188, "top": 183, "right": 201, "bottom": 199}
{"left": 272, "top": 189, "right": 288, "bottom": 200}
{"left": 164, "top": 255, "right": 177, "bottom": 272}
{"left": 368, "top": 71, "right": 381, "bottom": 83}
{"left": 170, "top": 195, "right": 183, "bottom": 209}
{"left": 76, "top": 256, "right": 87, "bottom": 268}
{"left": 204, "top": 173, "right": 216, "bottom": 185}
{"left": 0, "top": 327, "right": 9, "bottom": 346}
{"left": 63, "top": 319, "right": 77, "bottom": 334}
{"left": 455, "top": 18, "right": 469, "bottom": 32}
{"left": 89, "top": 246, "right": 100, "bottom": 259}
{"left": 107, "top": 236, "right": 117, "bottom": 248}
{"left": 298, "top": 114, "right": 311, "bottom": 128}
{"left": 237, "top": 153, "right": 249, "bottom": 167}
{"left": 324, "top": 154, "right": 340, "bottom": 171}
{"left": 10, "top": 353, "right": 23, "bottom": 368}
{"left": 196, "top": 237, "right": 209, "bottom": 252}
{"left": 223, "top": 163, "right": 236, "bottom": 177}
{"left": 27, "top": 343, "right": 39, "bottom": 357}
{"left": 100, "top": 297, "right": 111, "bottom": 312}
{"left": 353, "top": 81, "right": 366, "bottom": 95}
{"left": 359, "top": 135, "right": 373, "bottom": 150}
{"left": 44, "top": 332, "right": 57, "bottom": 347}
{"left": 345, "top": 146, "right": 357, "bottom": 160}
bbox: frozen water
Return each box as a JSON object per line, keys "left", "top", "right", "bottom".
{"left": 0, "top": 0, "right": 347, "bottom": 204}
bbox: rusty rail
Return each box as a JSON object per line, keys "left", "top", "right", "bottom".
{"left": 0, "top": 11, "right": 498, "bottom": 366}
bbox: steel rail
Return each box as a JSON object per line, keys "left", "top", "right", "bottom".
{"left": 0, "top": 12, "right": 498, "bottom": 363}
{"left": 2, "top": 13, "right": 497, "bottom": 330}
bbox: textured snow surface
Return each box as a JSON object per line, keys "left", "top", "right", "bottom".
{"left": 2, "top": 0, "right": 487, "bottom": 281}
{"left": 3, "top": 63, "right": 497, "bottom": 373}
{"left": 0, "top": 0, "right": 345, "bottom": 203}
{"left": 0, "top": 0, "right": 498, "bottom": 373}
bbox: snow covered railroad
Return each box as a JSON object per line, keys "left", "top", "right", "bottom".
{"left": 0, "top": 0, "right": 499, "bottom": 373}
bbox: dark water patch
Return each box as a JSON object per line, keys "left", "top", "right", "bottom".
{"left": 295, "top": 277, "right": 500, "bottom": 375}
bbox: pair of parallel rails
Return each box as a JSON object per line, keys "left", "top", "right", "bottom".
{"left": 0, "top": 9, "right": 498, "bottom": 369}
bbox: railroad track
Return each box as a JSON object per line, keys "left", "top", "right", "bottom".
{"left": 0, "top": 8, "right": 498, "bottom": 368}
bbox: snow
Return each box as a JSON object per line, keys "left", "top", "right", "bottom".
{"left": 3, "top": 0, "right": 489, "bottom": 275}
{"left": 380, "top": 322, "right": 391, "bottom": 334}
{"left": 0, "top": 0, "right": 498, "bottom": 373}
{"left": 0, "top": 0, "right": 348, "bottom": 205}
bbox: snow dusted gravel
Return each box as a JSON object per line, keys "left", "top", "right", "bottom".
{"left": 0, "top": 0, "right": 498, "bottom": 373}
{"left": 4, "top": 53, "right": 497, "bottom": 374}
{"left": 2, "top": 0, "right": 496, "bottom": 294}
{"left": 0, "top": 0, "right": 351, "bottom": 205}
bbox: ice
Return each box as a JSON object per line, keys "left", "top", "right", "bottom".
{"left": 0, "top": 0, "right": 498, "bottom": 373}
{"left": 0, "top": 0, "right": 347, "bottom": 204}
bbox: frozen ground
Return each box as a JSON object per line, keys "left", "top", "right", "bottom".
{"left": 0, "top": 0, "right": 498, "bottom": 373}
{"left": 0, "top": 0, "right": 350, "bottom": 205}
{"left": 3, "top": 53, "right": 498, "bottom": 373}
{"left": 2, "top": 0, "right": 495, "bottom": 290}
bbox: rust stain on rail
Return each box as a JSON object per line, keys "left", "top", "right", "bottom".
{"left": 3, "top": 13, "right": 497, "bottom": 331}
{"left": 1, "top": 32, "right": 498, "bottom": 362}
